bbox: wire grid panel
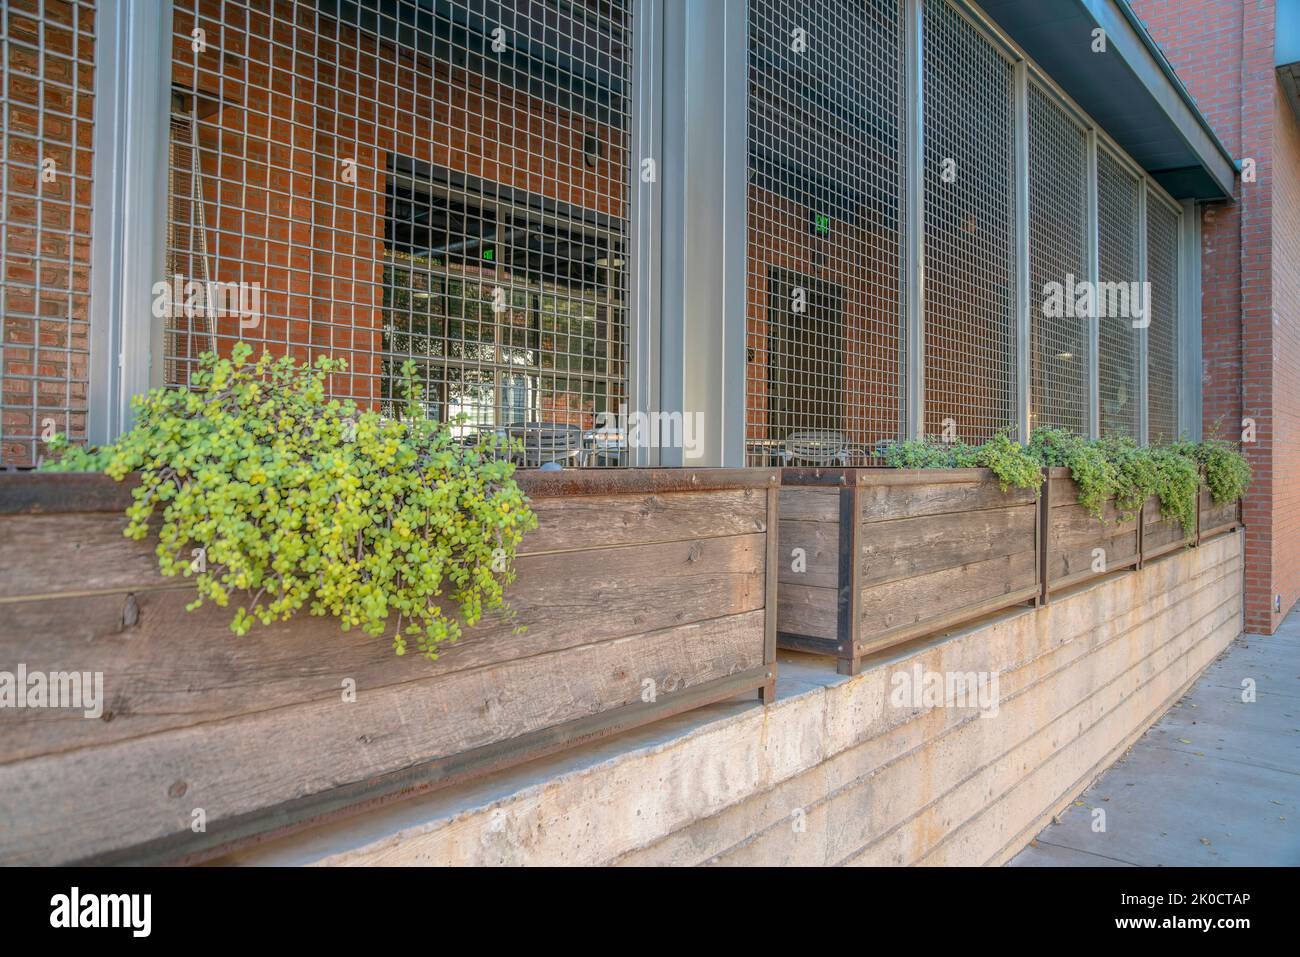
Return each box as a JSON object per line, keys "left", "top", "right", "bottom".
{"left": 1026, "top": 80, "right": 1088, "bottom": 436}
{"left": 1096, "top": 146, "right": 1140, "bottom": 440}
{"left": 921, "top": 0, "right": 1016, "bottom": 443}
{"left": 0, "top": 0, "right": 95, "bottom": 467}
{"left": 745, "top": 0, "right": 905, "bottom": 467}
{"left": 168, "top": 0, "right": 631, "bottom": 463}
{"left": 1145, "top": 189, "right": 1179, "bottom": 444}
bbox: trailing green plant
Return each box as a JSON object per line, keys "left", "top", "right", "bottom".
{"left": 976, "top": 431, "right": 1044, "bottom": 492}
{"left": 1148, "top": 443, "right": 1200, "bottom": 538}
{"left": 877, "top": 432, "right": 1043, "bottom": 493}
{"left": 1027, "top": 427, "right": 1117, "bottom": 520}
{"left": 1177, "top": 435, "right": 1252, "bottom": 506}
{"left": 1097, "top": 435, "right": 1159, "bottom": 521}
{"left": 877, "top": 436, "right": 974, "bottom": 470}
{"left": 42, "top": 344, "right": 538, "bottom": 659}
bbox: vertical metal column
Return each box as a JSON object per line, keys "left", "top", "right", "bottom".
{"left": 88, "top": 0, "right": 173, "bottom": 445}
{"left": 1085, "top": 129, "right": 1101, "bottom": 440}
{"left": 1137, "top": 182, "right": 1150, "bottom": 445}
{"left": 1013, "top": 60, "right": 1030, "bottom": 442}
{"left": 1178, "top": 199, "right": 1202, "bottom": 441}
{"left": 629, "top": 0, "right": 663, "bottom": 466}
{"left": 656, "top": 0, "right": 747, "bottom": 467}
{"left": 903, "top": 0, "right": 925, "bottom": 440}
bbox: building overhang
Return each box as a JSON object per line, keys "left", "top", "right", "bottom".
{"left": 979, "top": 0, "right": 1237, "bottom": 201}
{"left": 1278, "top": 0, "right": 1300, "bottom": 124}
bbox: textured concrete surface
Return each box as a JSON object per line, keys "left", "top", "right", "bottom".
{"left": 214, "top": 532, "right": 1244, "bottom": 867}
{"left": 1009, "top": 609, "right": 1300, "bottom": 866}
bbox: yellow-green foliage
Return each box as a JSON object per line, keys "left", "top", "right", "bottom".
{"left": 877, "top": 432, "right": 1044, "bottom": 493}
{"left": 43, "top": 344, "right": 537, "bottom": 658}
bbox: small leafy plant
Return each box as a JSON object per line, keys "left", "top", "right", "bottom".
{"left": 880, "top": 427, "right": 1247, "bottom": 540}
{"left": 1148, "top": 443, "right": 1200, "bottom": 537}
{"left": 877, "top": 432, "right": 1044, "bottom": 492}
{"left": 43, "top": 345, "right": 538, "bottom": 658}
{"left": 1028, "top": 428, "right": 1117, "bottom": 519}
{"left": 1179, "top": 434, "right": 1252, "bottom": 506}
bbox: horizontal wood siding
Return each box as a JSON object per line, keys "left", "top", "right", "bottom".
{"left": 0, "top": 471, "right": 774, "bottom": 864}
{"left": 1142, "top": 494, "right": 1193, "bottom": 560}
{"left": 779, "top": 470, "right": 1039, "bottom": 661}
{"left": 1047, "top": 498, "right": 1139, "bottom": 582}
{"left": 1198, "top": 487, "right": 1240, "bottom": 540}
{"left": 776, "top": 487, "right": 842, "bottom": 642}
{"left": 1044, "top": 469, "right": 1139, "bottom": 594}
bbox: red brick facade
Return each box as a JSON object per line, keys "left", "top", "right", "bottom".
{"left": 0, "top": 0, "right": 95, "bottom": 466}
{"left": 1132, "top": 0, "right": 1299, "bottom": 633}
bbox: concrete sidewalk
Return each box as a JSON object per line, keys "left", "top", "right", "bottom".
{"left": 1009, "top": 611, "right": 1300, "bottom": 866}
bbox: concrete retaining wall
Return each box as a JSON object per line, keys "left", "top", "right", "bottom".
{"left": 216, "top": 530, "right": 1244, "bottom": 866}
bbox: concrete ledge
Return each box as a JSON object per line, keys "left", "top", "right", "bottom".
{"left": 215, "top": 531, "right": 1244, "bottom": 866}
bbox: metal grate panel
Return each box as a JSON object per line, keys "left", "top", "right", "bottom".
{"left": 1096, "top": 147, "right": 1140, "bottom": 440}
{"left": 1027, "top": 80, "right": 1088, "bottom": 435}
{"left": 1146, "top": 189, "right": 1179, "bottom": 443}
{"left": 922, "top": 0, "right": 1016, "bottom": 443}
{"left": 167, "top": 0, "right": 632, "bottom": 465}
{"left": 0, "top": 0, "right": 95, "bottom": 467}
{"left": 745, "top": 0, "right": 905, "bottom": 466}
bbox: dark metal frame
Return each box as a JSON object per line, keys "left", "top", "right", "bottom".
{"left": 778, "top": 467, "right": 1041, "bottom": 676}
{"left": 1039, "top": 465, "right": 1140, "bottom": 604}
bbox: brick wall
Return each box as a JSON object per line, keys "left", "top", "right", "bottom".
{"left": 1270, "top": 81, "right": 1300, "bottom": 624}
{"left": 1132, "top": 0, "right": 1296, "bottom": 632}
{"left": 0, "top": 0, "right": 95, "bottom": 467}
{"left": 170, "top": 0, "right": 628, "bottom": 418}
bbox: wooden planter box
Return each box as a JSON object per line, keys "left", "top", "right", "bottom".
{"left": 778, "top": 468, "right": 1039, "bottom": 675}
{"left": 0, "top": 468, "right": 778, "bottom": 865}
{"left": 1040, "top": 467, "right": 1140, "bottom": 601}
{"left": 1139, "top": 493, "right": 1195, "bottom": 563}
{"left": 1197, "top": 486, "right": 1242, "bottom": 542}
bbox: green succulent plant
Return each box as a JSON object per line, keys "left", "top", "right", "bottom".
{"left": 43, "top": 344, "right": 537, "bottom": 659}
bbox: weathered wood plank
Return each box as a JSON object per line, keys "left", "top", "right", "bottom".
{"left": 0, "top": 608, "right": 767, "bottom": 865}
{"left": 521, "top": 489, "right": 768, "bottom": 555}
{"left": 1142, "top": 495, "right": 1191, "bottom": 555}
{"left": 858, "top": 504, "right": 1036, "bottom": 588}
{"left": 776, "top": 520, "right": 840, "bottom": 587}
{"left": 0, "top": 533, "right": 766, "bottom": 763}
{"left": 778, "top": 487, "right": 840, "bottom": 523}
{"left": 0, "top": 469, "right": 780, "bottom": 517}
{"left": 1050, "top": 532, "right": 1140, "bottom": 581}
{"left": 1198, "top": 488, "right": 1239, "bottom": 536}
{"left": 776, "top": 582, "right": 839, "bottom": 641}
{"left": 858, "top": 548, "right": 1038, "bottom": 638}
{"left": 0, "top": 490, "right": 768, "bottom": 601}
{"left": 0, "top": 512, "right": 163, "bottom": 600}
{"left": 858, "top": 480, "right": 1036, "bottom": 524}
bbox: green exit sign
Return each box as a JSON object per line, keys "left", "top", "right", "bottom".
{"left": 482, "top": 247, "right": 495, "bottom": 261}
{"left": 813, "top": 213, "right": 830, "bottom": 235}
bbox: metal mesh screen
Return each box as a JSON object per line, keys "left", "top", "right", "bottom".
{"left": 0, "top": 0, "right": 95, "bottom": 467}
{"left": 1027, "top": 80, "right": 1088, "bottom": 435}
{"left": 922, "top": 0, "right": 1016, "bottom": 443}
{"left": 167, "top": 0, "right": 632, "bottom": 465}
{"left": 1146, "top": 190, "right": 1179, "bottom": 443}
{"left": 1096, "top": 147, "right": 1140, "bottom": 440}
{"left": 745, "top": 0, "right": 905, "bottom": 466}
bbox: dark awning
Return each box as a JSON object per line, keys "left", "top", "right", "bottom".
{"left": 980, "top": 0, "right": 1237, "bottom": 200}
